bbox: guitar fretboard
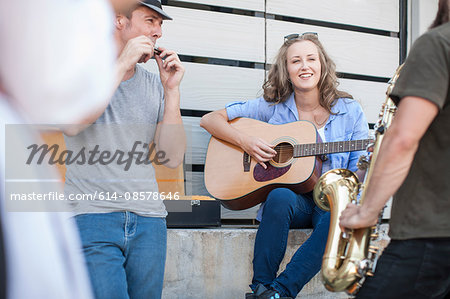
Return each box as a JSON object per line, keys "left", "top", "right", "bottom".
{"left": 293, "top": 139, "right": 370, "bottom": 157}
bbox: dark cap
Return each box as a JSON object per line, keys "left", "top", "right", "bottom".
{"left": 139, "top": 0, "right": 172, "bottom": 20}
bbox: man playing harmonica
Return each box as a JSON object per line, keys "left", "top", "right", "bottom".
{"left": 63, "top": 1, "right": 185, "bottom": 298}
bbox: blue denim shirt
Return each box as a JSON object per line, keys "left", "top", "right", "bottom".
{"left": 225, "top": 93, "right": 369, "bottom": 173}
{"left": 226, "top": 93, "right": 369, "bottom": 220}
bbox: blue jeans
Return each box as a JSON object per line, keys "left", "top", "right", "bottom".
{"left": 75, "top": 212, "right": 167, "bottom": 299}
{"left": 250, "top": 188, "right": 330, "bottom": 297}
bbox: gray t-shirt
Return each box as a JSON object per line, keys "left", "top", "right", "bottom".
{"left": 64, "top": 65, "right": 167, "bottom": 217}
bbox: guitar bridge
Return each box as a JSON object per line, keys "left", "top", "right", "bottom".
{"left": 243, "top": 152, "right": 251, "bottom": 172}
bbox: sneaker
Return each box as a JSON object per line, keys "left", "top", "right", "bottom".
{"left": 252, "top": 284, "right": 293, "bottom": 299}
{"left": 245, "top": 291, "right": 257, "bottom": 299}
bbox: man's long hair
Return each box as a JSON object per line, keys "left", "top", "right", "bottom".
{"left": 430, "top": 0, "right": 450, "bottom": 29}
{"left": 262, "top": 34, "right": 352, "bottom": 114}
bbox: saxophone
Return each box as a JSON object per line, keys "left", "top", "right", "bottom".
{"left": 312, "top": 65, "right": 403, "bottom": 295}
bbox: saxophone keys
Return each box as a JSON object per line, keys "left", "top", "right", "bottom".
{"left": 368, "top": 245, "right": 379, "bottom": 254}
{"left": 357, "top": 155, "right": 370, "bottom": 170}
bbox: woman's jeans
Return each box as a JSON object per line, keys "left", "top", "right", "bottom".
{"left": 250, "top": 188, "right": 330, "bottom": 297}
{"left": 75, "top": 212, "right": 167, "bottom": 299}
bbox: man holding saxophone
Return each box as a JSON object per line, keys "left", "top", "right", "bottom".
{"left": 340, "top": 1, "right": 450, "bottom": 298}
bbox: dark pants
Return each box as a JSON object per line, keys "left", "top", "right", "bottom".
{"left": 357, "top": 238, "right": 450, "bottom": 299}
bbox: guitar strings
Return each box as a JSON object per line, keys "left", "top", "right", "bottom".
{"left": 274, "top": 141, "right": 367, "bottom": 149}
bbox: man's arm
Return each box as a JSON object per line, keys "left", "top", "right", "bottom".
{"left": 62, "top": 36, "right": 157, "bottom": 136}
{"left": 339, "top": 96, "right": 439, "bottom": 229}
{"left": 154, "top": 47, "right": 186, "bottom": 169}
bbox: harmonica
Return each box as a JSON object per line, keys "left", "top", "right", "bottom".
{"left": 139, "top": 47, "right": 163, "bottom": 63}
{"left": 154, "top": 47, "right": 162, "bottom": 55}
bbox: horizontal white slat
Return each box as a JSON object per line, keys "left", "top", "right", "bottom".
{"left": 410, "top": 0, "right": 439, "bottom": 46}
{"left": 267, "top": 19, "right": 399, "bottom": 78}
{"left": 183, "top": 116, "right": 211, "bottom": 165}
{"left": 172, "top": 0, "right": 264, "bottom": 12}
{"left": 339, "top": 79, "right": 389, "bottom": 124}
{"left": 221, "top": 204, "right": 260, "bottom": 219}
{"left": 158, "top": 7, "right": 265, "bottom": 62}
{"left": 142, "top": 61, "right": 265, "bottom": 111}
{"left": 184, "top": 171, "right": 210, "bottom": 196}
{"left": 267, "top": 0, "right": 399, "bottom": 32}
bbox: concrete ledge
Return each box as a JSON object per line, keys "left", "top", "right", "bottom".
{"left": 163, "top": 225, "right": 389, "bottom": 299}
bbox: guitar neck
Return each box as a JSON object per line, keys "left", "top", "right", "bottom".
{"left": 293, "top": 139, "right": 370, "bottom": 157}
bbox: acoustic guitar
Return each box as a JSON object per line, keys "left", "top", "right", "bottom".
{"left": 204, "top": 118, "right": 370, "bottom": 210}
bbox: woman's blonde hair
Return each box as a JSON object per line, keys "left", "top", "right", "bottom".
{"left": 262, "top": 34, "right": 352, "bottom": 113}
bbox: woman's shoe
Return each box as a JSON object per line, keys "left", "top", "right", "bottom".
{"left": 252, "top": 284, "right": 293, "bottom": 299}
{"left": 245, "top": 291, "right": 257, "bottom": 299}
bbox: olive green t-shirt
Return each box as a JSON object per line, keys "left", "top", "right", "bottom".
{"left": 388, "top": 23, "right": 450, "bottom": 240}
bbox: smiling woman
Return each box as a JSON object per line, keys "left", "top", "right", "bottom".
{"left": 264, "top": 33, "right": 352, "bottom": 116}
{"left": 287, "top": 41, "right": 322, "bottom": 93}
{"left": 200, "top": 33, "right": 369, "bottom": 299}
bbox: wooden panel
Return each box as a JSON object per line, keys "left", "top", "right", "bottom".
{"left": 158, "top": 7, "right": 265, "bottom": 62}
{"left": 267, "top": 0, "right": 399, "bottom": 32}
{"left": 143, "top": 61, "right": 265, "bottom": 111}
{"left": 40, "top": 131, "right": 67, "bottom": 180}
{"left": 267, "top": 19, "right": 399, "bottom": 78}
{"left": 172, "top": 0, "right": 264, "bottom": 12}
{"left": 40, "top": 131, "right": 185, "bottom": 194}
{"left": 154, "top": 164, "right": 185, "bottom": 194}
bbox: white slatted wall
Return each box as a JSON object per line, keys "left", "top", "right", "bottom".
{"left": 409, "top": 0, "right": 439, "bottom": 46}
{"left": 143, "top": 0, "right": 404, "bottom": 220}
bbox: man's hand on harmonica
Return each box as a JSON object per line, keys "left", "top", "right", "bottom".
{"left": 117, "top": 35, "right": 157, "bottom": 74}
{"left": 154, "top": 47, "right": 185, "bottom": 92}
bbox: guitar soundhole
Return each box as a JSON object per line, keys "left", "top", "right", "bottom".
{"left": 273, "top": 142, "right": 294, "bottom": 164}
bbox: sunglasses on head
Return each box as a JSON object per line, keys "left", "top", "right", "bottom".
{"left": 284, "top": 32, "right": 318, "bottom": 42}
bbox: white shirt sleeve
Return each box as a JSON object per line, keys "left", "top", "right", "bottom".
{"left": 0, "top": 0, "right": 117, "bottom": 124}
